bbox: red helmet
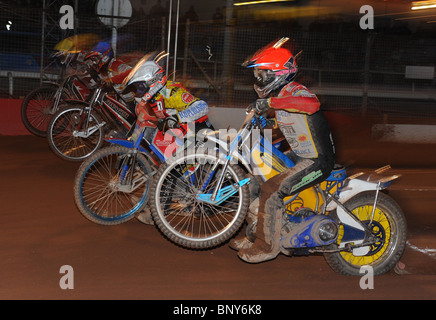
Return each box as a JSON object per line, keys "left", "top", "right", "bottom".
{"left": 243, "top": 37, "right": 298, "bottom": 98}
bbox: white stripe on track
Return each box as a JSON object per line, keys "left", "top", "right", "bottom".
{"left": 407, "top": 241, "right": 436, "bottom": 260}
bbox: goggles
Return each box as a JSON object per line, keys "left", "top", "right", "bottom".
{"left": 132, "top": 82, "right": 149, "bottom": 97}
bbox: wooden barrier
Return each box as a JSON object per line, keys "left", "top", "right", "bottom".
{"left": 0, "top": 99, "right": 29, "bottom": 136}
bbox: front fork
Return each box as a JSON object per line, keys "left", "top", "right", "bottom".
{"left": 196, "top": 127, "right": 251, "bottom": 204}
{"left": 73, "top": 88, "right": 106, "bottom": 138}
{"left": 116, "top": 150, "right": 144, "bottom": 193}
{"left": 50, "top": 88, "right": 63, "bottom": 114}
{"left": 116, "top": 128, "right": 151, "bottom": 194}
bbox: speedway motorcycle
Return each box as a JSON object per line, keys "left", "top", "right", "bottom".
{"left": 73, "top": 104, "right": 214, "bottom": 225}
{"left": 21, "top": 52, "right": 93, "bottom": 137}
{"left": 149, "top": 109, "right": 407, "bottom": 276}
{"left": 46, "top": 84, "right": 137, "bottom": 162}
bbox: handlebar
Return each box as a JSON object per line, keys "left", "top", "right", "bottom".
{"left": 243, "top": 108, "right": 271, "bottom": 130}
{"left": 157, "top": 116, "right": 184, "bottom": 133}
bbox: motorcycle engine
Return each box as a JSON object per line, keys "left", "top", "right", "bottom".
{"left": 281, "top": 208, "right": 338, "bottom": 249}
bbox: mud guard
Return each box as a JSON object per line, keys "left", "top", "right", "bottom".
{"left": 328, "top": 178, "right": 381, "bottom": 256}
{"left": 336, "top": 206, "right": 370, "bottom": 256}
{"left": 105, "top": 138, "right": 149, "bottom": 155}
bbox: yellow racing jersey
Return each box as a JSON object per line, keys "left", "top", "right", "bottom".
{"left": 154, "top": 81, "right": 199, "bottom": 112}
{"left": 151, "top": 81, "right": 208, "bottom": 122}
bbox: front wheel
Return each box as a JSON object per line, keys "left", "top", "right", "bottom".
{"left": 21, "top": 85, "right": 67, "bottom": 137}
{"left": 324, "top": 191, "right": 407, "bottom": 276}
{"left": 74, "top": 145, "right": 154, "bottom": 225}
{"left": 47, "top": 105, "right": 105, "bottom": 161}
{"left": 150, "top": 151, "right": 250, "bottom": 249}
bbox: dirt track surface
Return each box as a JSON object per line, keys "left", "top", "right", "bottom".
{"left": 1, "top": 130, "right": 436, "bottom": 301}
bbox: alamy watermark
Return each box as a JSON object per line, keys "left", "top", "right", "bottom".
{"left": 359, "top": 265, "right": 374, "bottom": 289}
{"left": 59, "top": 5, "right": 74, "bottom": 30}
{"left": 360, "top": 5, "right": 374, "bottom": 30}
{"left": 156, "top": 123, "right": 280, "bottom": 177}
{"left": 57, "top": 263, "right": 374, "bottom": 290}
{"left": 59, "top": 265, "right": 74, "bottom": 290}
{"left": 59, "top": 5, "right": 375, "bottom": 31}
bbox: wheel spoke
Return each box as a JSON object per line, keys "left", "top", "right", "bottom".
{"left": 75, "top": 147, "right": 152, "bottom": 224}
{"left": 49, "top": 107, "right": 103, "bottom": 161}
{"left": 152, "top": 152, "right": 249, "bottom": 248}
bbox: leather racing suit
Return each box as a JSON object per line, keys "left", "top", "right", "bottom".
{"left": 238, "top": 81, "right": 336, "bottom": 263}
{"left": 132, "top": 81, "right": 212, "bottom": 140}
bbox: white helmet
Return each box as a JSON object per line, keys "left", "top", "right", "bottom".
{"left": 123, "top": 51, "right": 168, "bottom": 101}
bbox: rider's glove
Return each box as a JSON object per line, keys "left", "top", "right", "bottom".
{"left": 166, "top": 116, "right": 179, "bottom": 129}
{"left": 265, "top": 118, "right": 277, "bottom": 128}
{"left": 157, "top": 116, "right": 180, "bottom": 132}
{"left": 129, "top": 124, "right": 142, "bottom": 142}
{"left": 248, "top": 99, "right": 270, "bottom": 114}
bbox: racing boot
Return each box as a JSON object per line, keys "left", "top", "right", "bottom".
{"left": 136, "top": 207, "right": 154, "bottom": 225}
{"left": 237, "top": 194, "right": 283, "bottom": 263}
{"left": 229, "top": 198, "right": 259, "bottom": 251}
{"left": 229, "top": 236, "right": 253, "bottom": 251}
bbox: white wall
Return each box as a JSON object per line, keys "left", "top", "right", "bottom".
{"left": 207, "top": 106, "right": 246, "bottom": 130}
{"left": 372, "top": 124, "right": 436, "bottom": 144}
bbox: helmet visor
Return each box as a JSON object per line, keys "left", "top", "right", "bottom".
{"left": 253, "top": 68, "right": 275, "bottom": 87}
{"left": 132, "top": 82, "right": 149, "bottom": 97}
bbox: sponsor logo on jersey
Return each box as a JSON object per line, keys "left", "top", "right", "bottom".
{"left": 298, "top": 134, "right": 308, "bottom": 142}
{"left": 182, "top": 92, "right": 195, "bottom": 104}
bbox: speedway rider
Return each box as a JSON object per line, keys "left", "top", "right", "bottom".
{"left": 231, "top": 37, "right": 336, "bottom": 263}
{"left": 83, "top": 41, "right": 136, "bottom": 106}
{"left": 122, "top": 51, "right": 212, "bottom": 143}
{"left": 122, "top": 51, "right": 214, "bottom": 224}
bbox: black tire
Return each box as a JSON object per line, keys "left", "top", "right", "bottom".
{"left": 150, "top": 150, "right": 250, "bottom": 249}
{"left": 47, "top": 104, "right": 105, "bottom": 162}
{"left": 21, "top": 85, "right": 67, "bottom": 137}
{"left": 74, "top": 145, "right": 153, "bottom": 225}
{"left": 324, "top": 191, "right": 407, "bottom": 276}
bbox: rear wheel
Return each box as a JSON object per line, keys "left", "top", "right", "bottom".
{"left": 324, "top": 192, "right": 407, "bottom": 276}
